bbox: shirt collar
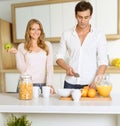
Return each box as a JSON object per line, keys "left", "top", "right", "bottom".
{"left": 72, "top": 26, "right": 77, "bottom": 36}
{"left": 72, "top": 24, "right": 94, "bottom": 35}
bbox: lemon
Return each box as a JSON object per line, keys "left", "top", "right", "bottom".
{"left": 111, "top": 58, "right": 120, "bottom": 67}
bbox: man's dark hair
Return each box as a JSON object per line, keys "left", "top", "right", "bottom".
{"left": 75, "top": 0, "right": 93, "bottom": 15}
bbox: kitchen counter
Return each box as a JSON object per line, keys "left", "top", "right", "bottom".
{"left": 0, "top": 93, "right": 120, "bottom": 126}
{"left": 0, "top": 93, "right": 119, "bottom": 114}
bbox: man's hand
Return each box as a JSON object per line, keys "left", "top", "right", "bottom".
{"left": 89, "top": 81, "right": 96, "bottom": 89}
{"left": 66, "top": 66, "right": 75, "bottom": 76}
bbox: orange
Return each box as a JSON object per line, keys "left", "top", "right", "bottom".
{"left": 81, "top": 86, "right": 89, "bottom": 97}
{"left": 83, "top": 86, "right": 89, "bottom": 89}
{"left": 87, "top": 88, "right": 96, "bottom": 98}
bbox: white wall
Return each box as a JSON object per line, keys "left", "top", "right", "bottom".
{"left": 0, "top": 0, "right": 120, "bottom": 93}
{"left": 0, "top": 0, "right": 41, "bottom": 22}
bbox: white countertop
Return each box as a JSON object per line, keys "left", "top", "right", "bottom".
{"left": 0, "top": 93, "right": 120, "bottom": 114}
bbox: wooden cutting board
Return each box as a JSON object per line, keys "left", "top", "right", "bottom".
{"left": 60, "top": 95, "right": 112, "bottom": 101}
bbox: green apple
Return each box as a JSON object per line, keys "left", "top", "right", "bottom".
{"left": 4, "top": 43, "right": 12, "bottom": 50}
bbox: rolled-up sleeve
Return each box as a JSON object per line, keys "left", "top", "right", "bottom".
{"left": 97, "top": 32, "right": 108, "bottom": 66}
{"left": 56, "top": 33, "right": 67, "bottom": 60}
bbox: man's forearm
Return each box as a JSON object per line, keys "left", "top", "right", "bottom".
{"left": 56, "top": 59, "right": 69, "bottom": 71}
{"left": 96, "top": 65, "right": 107, "bottom": 76}
{"left": 89, "top": 65, "right": 107, "bottom": 88}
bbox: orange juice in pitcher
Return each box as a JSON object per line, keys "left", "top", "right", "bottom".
{"left": 96, "top": 74, "right": 112, "bottom": 97}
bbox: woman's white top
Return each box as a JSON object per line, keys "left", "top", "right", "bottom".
{"left": 15, "top": 41, "right": 53, "bottom": 85}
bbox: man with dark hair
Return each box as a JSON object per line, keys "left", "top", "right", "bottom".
{"left": 56, "top": 0, "right": 108, "bottom": 89}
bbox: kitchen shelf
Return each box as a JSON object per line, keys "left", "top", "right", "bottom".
{"left": 106, "top": 66, "right": 120, "bottom": 74}
{"left": 54, "top": 65, "right": 120, "bottom": 74}
{"left": 1, "top": 65, "right": 120, "bottom": 74}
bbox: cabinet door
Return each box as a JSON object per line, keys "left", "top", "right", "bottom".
{"left": 96, "top": 0, "right": 117, "bottom": 34}
{"left": 53, "top": 73, "right": 65, "bottom": 90}
{"left": 15, "top": 5, "right": 50, "bottom": 40}
{"left": 5, "top": 73, "right": 20, "bottom": 92}
{"left": 0, "top": 19, "right": 16, "bottom": 69}
{"left": 15, "top": 7, "right": 32, "bottom": 40}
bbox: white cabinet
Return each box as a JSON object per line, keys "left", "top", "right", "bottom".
{"left": 12, "top": 0, "right": 119, "bottom": 43}
{"left": 12, "top": 1, "right": 78, "bottom": 43}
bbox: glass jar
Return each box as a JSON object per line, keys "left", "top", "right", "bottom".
{"left": 19, "top": 74, "right": 33, "bottom": 100}
{"left": 95, "top": 74, "right": 112, "bottom": 97}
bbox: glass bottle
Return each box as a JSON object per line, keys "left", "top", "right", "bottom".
{"left": 19, "top": 74, "right": 33, "bottom": 100}
{"left": 96, "top": 74, "right": 112, "bottom": 97}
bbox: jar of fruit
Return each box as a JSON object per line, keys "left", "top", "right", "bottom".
{"left": 95, "top": 74, "right": 112, "bottom": 97}
{"left": 19, "top": 74, "right": 33, "bottom": 100}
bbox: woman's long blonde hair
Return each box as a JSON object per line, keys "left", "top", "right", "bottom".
{"left": 24, "top": 19, "right": 49, "bottom": 55}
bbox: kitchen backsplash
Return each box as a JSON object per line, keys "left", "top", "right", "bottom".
{"left": 52, "top": 43, "right": 58, "bottom": 65}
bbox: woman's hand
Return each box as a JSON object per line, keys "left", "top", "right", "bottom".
{"left": 7, "top": 47, "right": 18, "bottom": 54}
{"left": 47, "top": 85, "right": 56, "bottom": 94}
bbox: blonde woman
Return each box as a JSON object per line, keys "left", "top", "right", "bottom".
{"left": 8, "top": 19, "right": 55, "bottom": 93}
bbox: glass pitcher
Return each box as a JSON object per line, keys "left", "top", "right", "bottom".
{"left": 19, "top": 74, "right": 33, "bottom": 100}
{"left": 95, "top": 74, "right": 112, "bottom": 97}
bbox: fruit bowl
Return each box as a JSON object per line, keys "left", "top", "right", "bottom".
{"left": 57, "top": 89, "right": 72, "bottom": 97}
